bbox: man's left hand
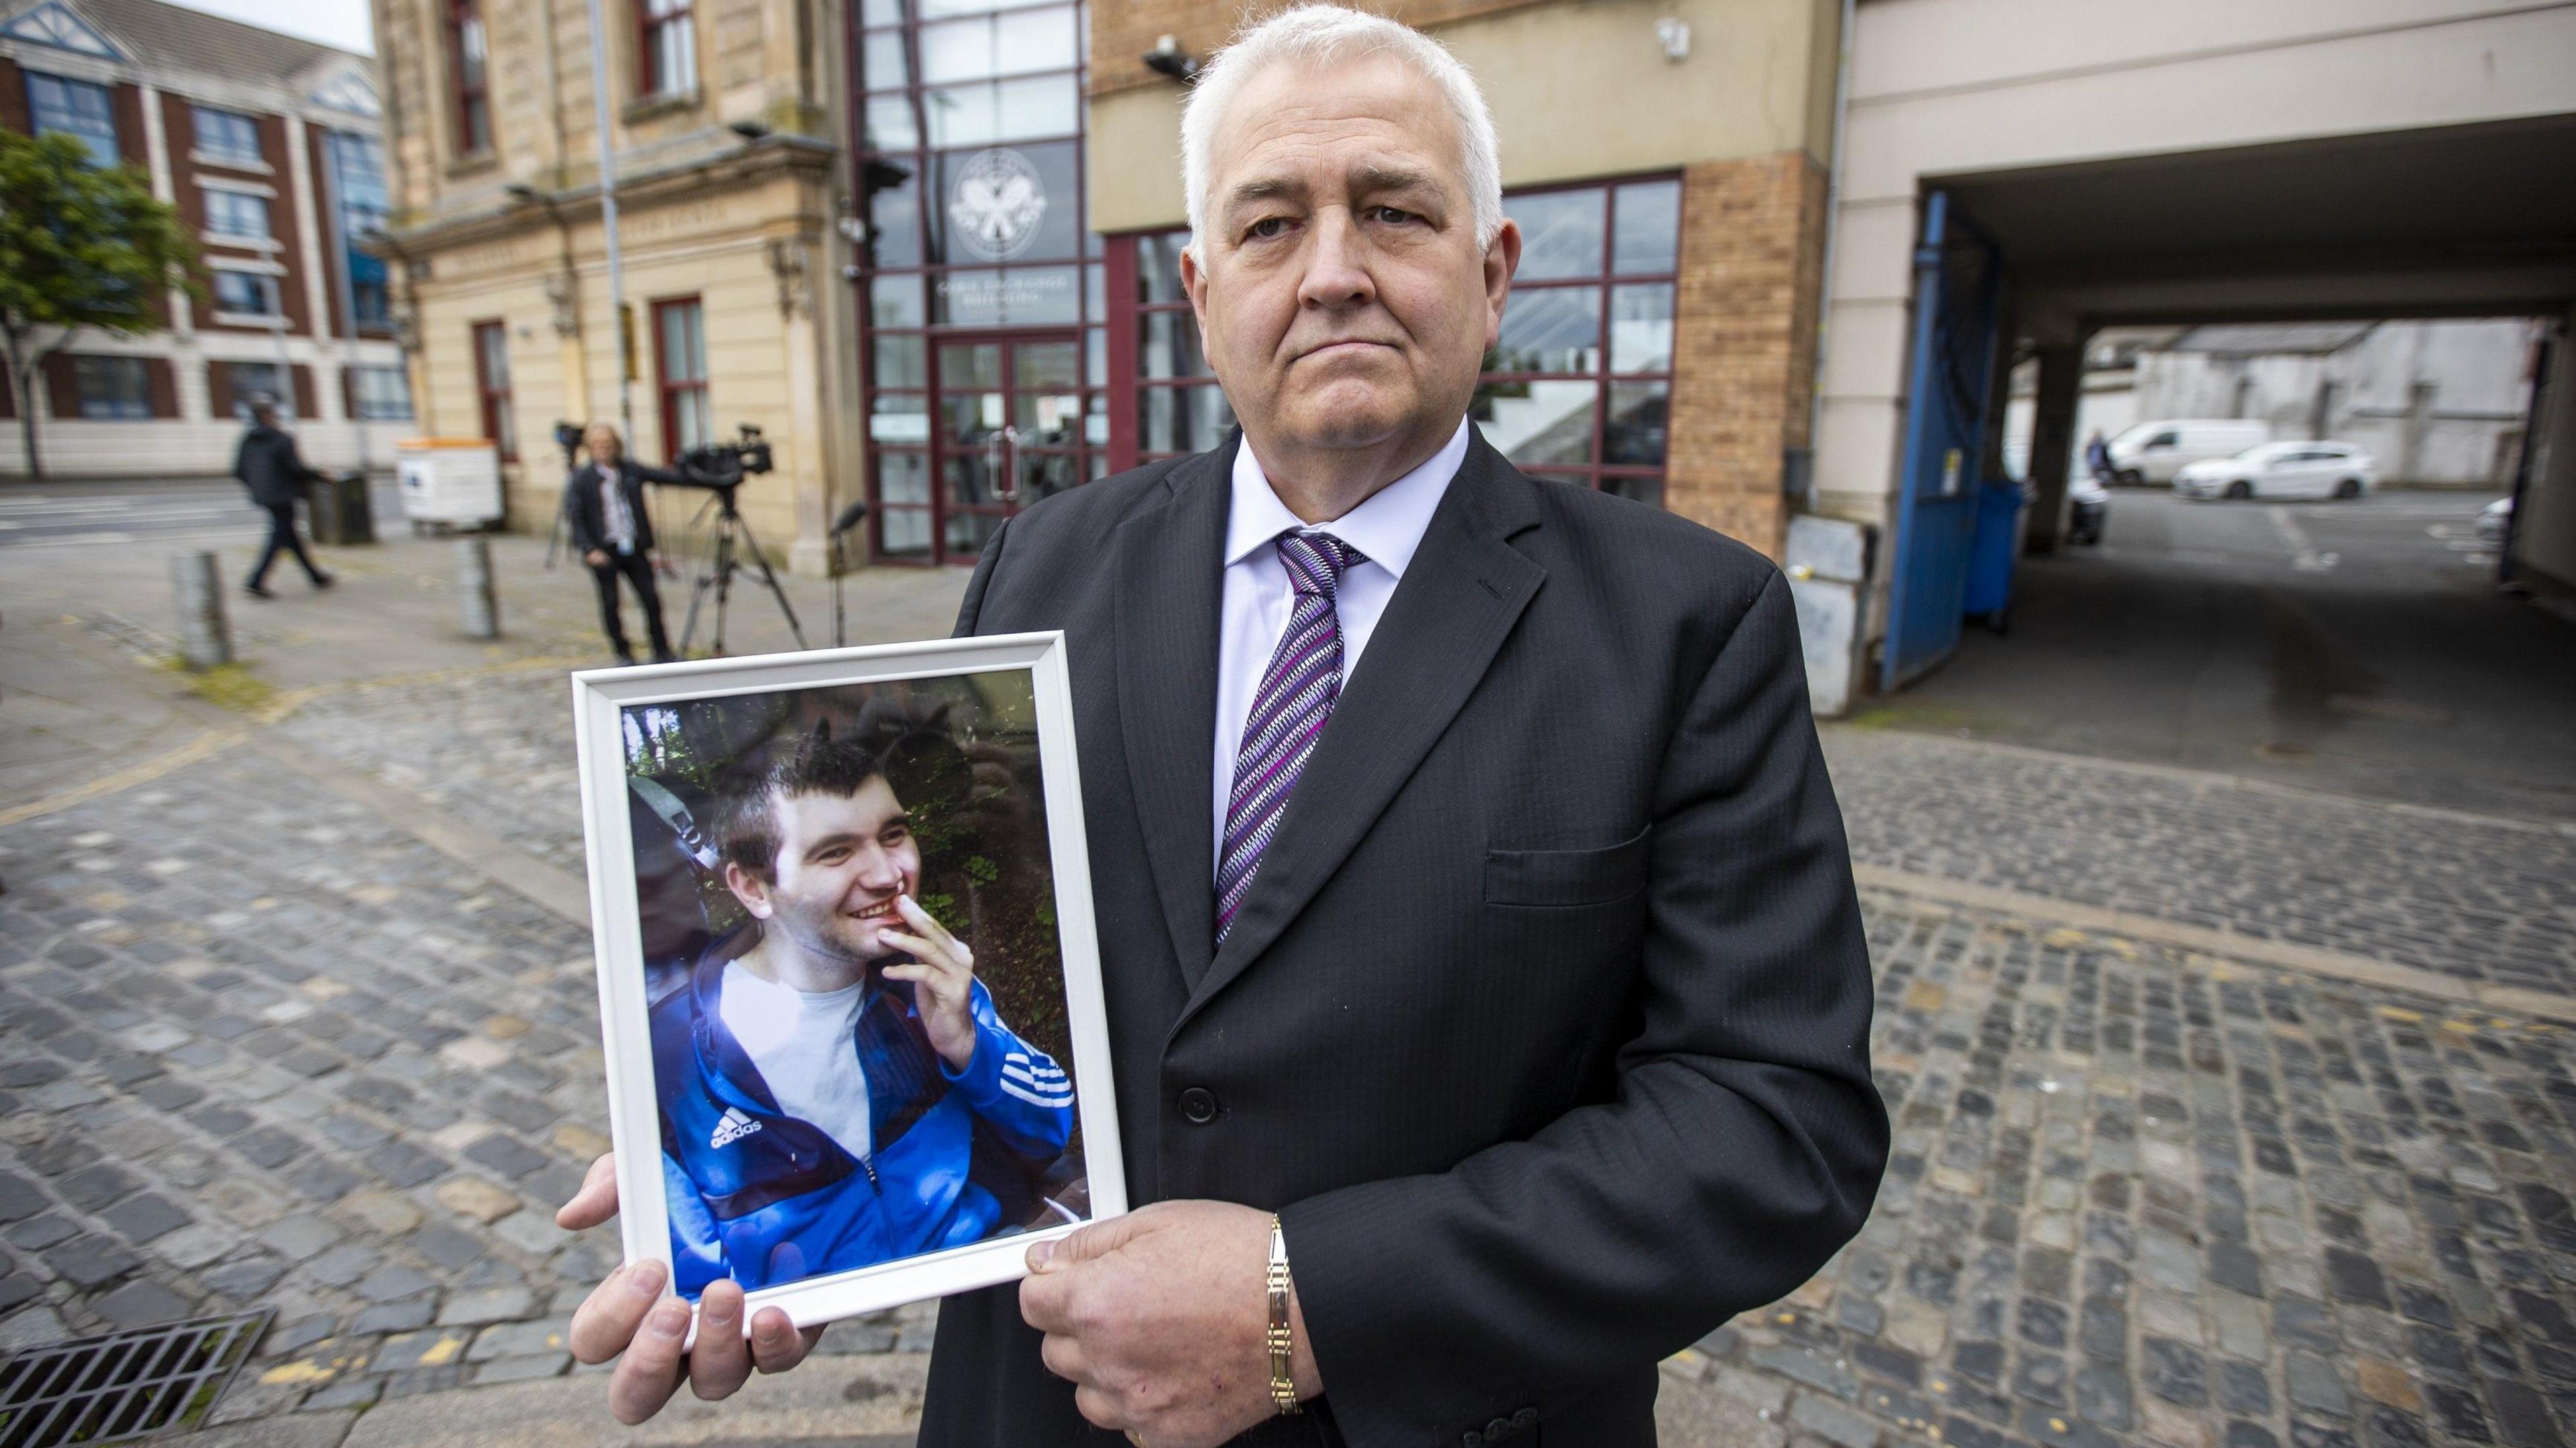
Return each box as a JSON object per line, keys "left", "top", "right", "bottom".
{"left": 879, "top": 894, "right": 978, "bottom": 1071}
{"left": 1020, "top": 1201, "right": 1321, "bottom": 1447}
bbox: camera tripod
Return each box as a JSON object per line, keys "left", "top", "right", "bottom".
{"left": 676, "top": 486, "right": 807, "bottom": 657}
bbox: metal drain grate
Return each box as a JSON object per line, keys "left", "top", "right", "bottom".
{"left": 0, "top": 1309, "right": 272, "bottom": 1447}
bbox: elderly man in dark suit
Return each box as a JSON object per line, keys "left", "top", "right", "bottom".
{"left": 234, "top": 395, "right": 333, "bottom": 598}
{"left": 566, "top": 421, "right": 682, "bottom": 665}
{"left": 557, "top": 5, "right": 1886, "bottom": 1444}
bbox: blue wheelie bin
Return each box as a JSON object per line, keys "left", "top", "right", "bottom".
{"left": 1962, "top": 480, "right": 2026, "bottom": 632}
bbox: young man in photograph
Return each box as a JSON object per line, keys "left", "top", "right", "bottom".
{"left": 649, "top": 727, "right": 1075, "bottom": 1296}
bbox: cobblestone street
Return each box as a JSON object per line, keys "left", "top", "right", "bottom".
{"left": 3, "top": 562, "right": 2573, "bottom": 1445}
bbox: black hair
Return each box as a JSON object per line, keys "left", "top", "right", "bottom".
{"left": 712, "top": 704, "right": 967, "bottom": 885}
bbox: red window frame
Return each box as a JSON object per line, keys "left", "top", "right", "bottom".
{"left": 651, "top": 295, "right": 709, "bottom": 459}
{"left": 471, "top": 319, "right": 516, "bottom": 461}
{"left": 446, "top": 0, "right": 490, "bottom": 156}
{"left": 638, "top": 0, "right": 696, "bottom": 97}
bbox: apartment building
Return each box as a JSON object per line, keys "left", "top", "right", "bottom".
{"left": 0, "top": 0, "right": 408, "bottom": 478}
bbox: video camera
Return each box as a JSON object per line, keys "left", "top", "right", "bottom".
{"left": 676, "top": 423, "right": 775, "bottom": 493}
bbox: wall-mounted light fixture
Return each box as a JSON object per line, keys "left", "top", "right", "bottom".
{"left": 1654, "top": 16, "right": 1690, "bottom": 61}
{"left": 1144, "top": 34, "right": 1199, "bottom": 80}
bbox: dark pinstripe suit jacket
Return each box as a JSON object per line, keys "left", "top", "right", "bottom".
{"left": 920, "top": 428, "right": 1887, "bottom": 1447}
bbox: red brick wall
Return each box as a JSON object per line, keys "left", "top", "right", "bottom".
{"left": 0, "top": 58, "right": 28, "bottom": 134}
{"left": 307, "top": 123, "right": 347, "bottom": 340}
{"left": 1089, "top": 0, "right": 1556, "bottom": 97}
{"left": 146, "top": 357, "right": 177, "bottom": 417}
{"left": 42, "top": 353, "right": 78, "bottom": 417}
{"left": 1662, "top": 150, "right": 1829, "bottom": 561}
{"left": 109, "top": 81, "right": 144, "bottom": 168}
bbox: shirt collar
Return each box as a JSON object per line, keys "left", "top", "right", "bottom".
{"left": 1222, "top": 416, "right": 1470, "bottom": 577}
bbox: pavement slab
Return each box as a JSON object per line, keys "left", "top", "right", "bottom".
{"left": 8, "top": 502, "right": 2576, "bottom": 1447}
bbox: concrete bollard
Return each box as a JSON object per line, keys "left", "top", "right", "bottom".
{"left": 170, "top": 551, "right": 231, "bottom": 669}
{"left": 456, "top": 535, "right": 499, "bottom": 639}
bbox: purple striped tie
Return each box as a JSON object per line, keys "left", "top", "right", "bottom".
{"left": 1216, "top": 531, "right": 1362, "bottom": 945}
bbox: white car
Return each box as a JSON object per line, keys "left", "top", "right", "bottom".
{"left": 2477, "top": 496, "right": 2512, "bottom": 545}
{"left": 2174, "top": 442, "right": 2376, "bottom": 501}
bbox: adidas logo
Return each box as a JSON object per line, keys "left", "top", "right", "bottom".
{"left": 710, "top": 1107, "right": 763, "bottom": 1149}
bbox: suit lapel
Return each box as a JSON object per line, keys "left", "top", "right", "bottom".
{"left": 1177, "top": 433, "right": 1546, "bottom": 1029}
{"left": 1114, "top": 436, "right": 1235, "bottom": 991}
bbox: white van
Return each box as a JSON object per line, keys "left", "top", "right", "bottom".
{"left": 2104, "top": 420, "right": 2270, "bottom": 485}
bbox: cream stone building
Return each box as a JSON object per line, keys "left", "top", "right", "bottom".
{"left": 372, "top": 0, "right": 860, "bottom": 573}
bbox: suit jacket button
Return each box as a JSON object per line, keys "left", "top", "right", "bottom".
{"left": 1487, "top": 1418, "right": 1511, "bottom": 1440}
{"left": 1513, "top": 1407, "right": 1538, "bottom": 1426}
{"left": 1177, "top": 1087, "right": 1218, "bottom": 1124}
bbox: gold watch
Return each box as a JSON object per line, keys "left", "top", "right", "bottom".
{"left": 1267, "top": 1213, "right": 1301, "bottom": 1415}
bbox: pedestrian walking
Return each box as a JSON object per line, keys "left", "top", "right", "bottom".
{"left": 2084, "top": 429, "right": 2112, "bottom": 484}
{"left": 566, "top": 422, "right": 681, "bottom": 665}
{"left": 234, "top": 395, "right": 333, "bottom": 598}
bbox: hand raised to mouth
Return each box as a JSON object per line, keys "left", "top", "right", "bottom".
{"left": 877, "top": 894, "right": 980, "bottom": 1072}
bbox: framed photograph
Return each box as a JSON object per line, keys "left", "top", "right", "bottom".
{"left": 570, "top": 632, "right": 1124, "bottom": 1334}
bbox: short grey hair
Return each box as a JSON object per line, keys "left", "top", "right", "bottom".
{"left": 1181, "top": 4, "right": 1503, "bottom": 258}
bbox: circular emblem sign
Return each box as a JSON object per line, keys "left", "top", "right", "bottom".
{"left": 948, "top": 148, "right": 1049, "bottom": 262}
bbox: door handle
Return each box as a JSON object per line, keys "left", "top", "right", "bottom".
{"left": 996, "top": 425, "right": 1022, "bottom": 504}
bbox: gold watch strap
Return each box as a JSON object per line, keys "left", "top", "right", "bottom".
{"left": 1267, "top": 1213, "right": 1301, "bottom": 1414}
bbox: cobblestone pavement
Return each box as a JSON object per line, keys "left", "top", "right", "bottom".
{"left": 1669, "top": 884, "right": 2576, "bottom": 1448}
{"left": 2, "top": 663, "right": 2573, "bottom": 1445}
{"left": 1824, "top": 728, "right": 2576, "bottom": 996}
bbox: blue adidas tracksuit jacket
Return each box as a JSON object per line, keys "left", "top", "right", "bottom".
{"left": 651, "top": 950, "right": 1076, "bottom": 1296}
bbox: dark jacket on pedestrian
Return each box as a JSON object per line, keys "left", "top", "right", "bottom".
{"left": 565, "top": 460, "right": 684, "bottom": 557}
{"left": 233, "top": 425, "right": 324, "bottom": 508}
{"left": 923, "top": 427, "right": 1887, "bottom": 1447}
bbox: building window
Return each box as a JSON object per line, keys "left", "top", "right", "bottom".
{"left": 212, "top": 269, "right": 280, "bottom": 317}
{"left": 855, "top": 0, "right": 1097, "bottom": 565}
{"left": 472, "top": 320, "right": 516, "bottom": 460}
{"left": 192, "top": 105, "right": 263, "bottom": 165}
{"left": 72, "top": 355, "right": 150, "bottom": 419}
{"left": 324, "top": 131, "right": 392, "bottom": 327}
{"left": 229, "top": 360, "right": 287, "bottom": 419}
{"left": 1110, "top": 177, "right": 1681, "bottom": 505}
{"left": 204, "top": 188, "right": 272, "bottom": 241}
{"left": 447, "top": 0, "right": 491, "bottom": 155}
{"left": 1467, "top": 178, "right": 1680, "bottom": 504}
{"left": 652, "top": 296, "right": 710, "bottom": 457}
{"left": 639, "top": 0, "right": 696, "bottom": 97}
{"left": 351, "top": 365, "right": 413, "bottom": 421}
{"left": 27, "top": 72, "right": 117, "bottom": 166}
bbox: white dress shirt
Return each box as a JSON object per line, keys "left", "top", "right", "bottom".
{"left": 1212, "top": 418, "right": 1470, "bottom": 873}
{"left": 600, "top": 465, "right": 638, "bottom": 555}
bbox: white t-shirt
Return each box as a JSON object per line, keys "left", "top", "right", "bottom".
{"left": 718, "top": 961, "right": 873, "bottom": 1164}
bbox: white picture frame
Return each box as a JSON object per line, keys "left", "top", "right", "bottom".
{"left": 569, "top": 632, "right": 1125, "bottom": 1336}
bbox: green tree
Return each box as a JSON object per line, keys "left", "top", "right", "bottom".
{"left": 0, "top": 129, "right": 201, "bottom": 478}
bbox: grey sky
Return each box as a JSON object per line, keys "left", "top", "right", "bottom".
{"left": 164, "top": 0, "right": 372, "bottom": 55}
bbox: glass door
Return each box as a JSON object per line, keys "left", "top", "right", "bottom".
{"left": 930, "top": 332, "right": 1087, "bottom": 563}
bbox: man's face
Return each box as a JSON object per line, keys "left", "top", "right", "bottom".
{"left": 1183, "top": 53, "right": 1518, "bottom": 457}
{"left": 586, "top": 425, "right": 623, "bottom": 466}
{"left": 729, "top": 776, "right": 922, "bottom": 966}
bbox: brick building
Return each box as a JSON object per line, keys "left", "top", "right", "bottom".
{"left": 0, "top": 0, "right": 409, "bottom": 479}
{"left": 846, "top": 0, "right": 1841, "bottom": 564}
{"left": 371, "top": 0, "right": 1838, "bottom": 568}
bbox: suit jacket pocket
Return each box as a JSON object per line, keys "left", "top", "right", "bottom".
{"left": 1484, "top": 826, "right": 1651, "bottom": 908}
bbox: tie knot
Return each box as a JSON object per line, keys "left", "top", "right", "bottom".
{"left": 1277, "top": 531, "right": 1361, "bottom": 598}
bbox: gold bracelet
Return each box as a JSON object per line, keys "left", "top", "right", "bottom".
{"left": 1267, "top": 1213, "right": 1301, "bottom": 1415}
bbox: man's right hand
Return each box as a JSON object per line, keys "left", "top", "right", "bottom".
{"left": 556, "top": 1153, "right": 823, "bottom": 1424}
{"left": 584, "top": 549, "right": 610, "bottom": 568}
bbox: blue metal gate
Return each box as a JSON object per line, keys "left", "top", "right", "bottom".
{"left": 1881, "top": 191, "right": 2006, "bottom": 691}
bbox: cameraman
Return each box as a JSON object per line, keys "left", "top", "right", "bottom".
{"left": 565, "top": 422, "right": 680, "bottom": 665}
